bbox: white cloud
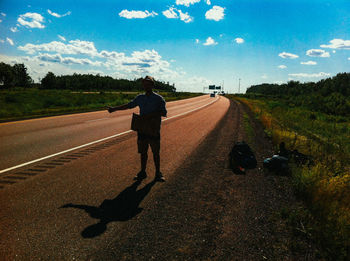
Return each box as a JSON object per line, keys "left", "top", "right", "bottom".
{"left": 205, "top": 6, "right": 225, "bottom": 21}
{"left": 288, "top": 72, "right": 330, "bottom": 78}
{"left": 1, "top": 50, "right": 210, "bottom": 92}
{"left": 0, "top": 19, "right": 2, "bottom": 23}
{"left": 18, "top": 40, "right": 99, "bottom": 57}
{"left": 119, "top": 10, "right": 158, "bottom": 19}
{"left": 261, "top": 74, "right": 268, "bottom": 79}
{"left": 69, "top": 40, "right": 98, "bottom": 56}
{"left": 234, "top": 38, "right": 244, "bottom": 44}
{"left": 178, "top": 9, "right": 193, "bottom": 23}
{"left": 10, "top": 27, "right": 19, "bottom": 32}
{"left": 6, "top": 37, "right": 14, "bottom": 46}
{"left": 306, "top": 49, "right": 330, "bottom": 58}
{"left": 320, "top": 39, "right": 350, "bottom": 50}
{"left": 348, "top": 57, "right": 350, "bottom": 61}
{"left": 301, "top": 61, "right": 317, "bottom": 65}
{"left": 37, "top": 53, "right": 102, "bottom": 66}
{"left": 17, "top": 12, "right": 45, "bottom": 29}
{"left": 12, "top": 38, "right": 194, "bottom": 87}
{"left": 36, "top": 53, "right": 62, "bottom": 63}
{"left": 123, "top": 50, "right": 166, "bottom": 68}
{"left": 162, "top": 7, "right": 193, "bottom": 23}
{"left": 19, "top": 48, "right": 176, "bottom": 78}
{"left": 0, "top": 53, "right": 102, "bottom": 82}
{"left": 163, "top": 7, "right": 178, "bottom": 19}
{"left": 195, "top": 39, "right": 200, "bottom": 44}
{"left": 47, "top": 9, "right": 71, "bottom": 18}
{"left": 278, "top": 52, "right": 299, "bottom": 59}
{"left": 278, "top": 65, "right": 287, "bottom": 69}
{"left": 176, "top": 76, "right": 211, "bottom": 92}
{"left": 1, "top": 13, "right": 6, "bottom": 16}
{"left": 332, "top": 50, "right": 336, "bottom": 53}
{"left": 58, "top": 35, "right": 66, "bottom": 41}
{"left": 205, "top": 0, "right": 211, "bottom": 5}
{"left": 0, "top": 54, "right": 30, "bottom": 65}
{"left": 111, "top": 49, "right": 180, "bottom": 81}
{"left": 176, "top": 0, "right": 201, "bottom": 7}
{"left": 203, "top": 37, "right": 217, "bottom": 46}
{"left": 100, "top": 50, "right": 125, "bottom": 60}
{"left": 41, "top": 44, "right": 177, "bottom": 80}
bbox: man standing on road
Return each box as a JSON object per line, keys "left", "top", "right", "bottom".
{"left": 107, "top": 76, "right": 167, "bottom": 182}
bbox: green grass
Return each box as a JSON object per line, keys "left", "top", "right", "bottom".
{"left": 230, "top": 95, "right": 350, "bottom": 260}
{"left": 242, "top": 112, "right": 255, "bottom": 148}
{"left": 0, "top": 88, "right": 202, "bottom": 122}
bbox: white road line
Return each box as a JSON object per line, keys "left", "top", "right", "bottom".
{"left": 85, "top": 118, "right": 109, "bottom": 123}
{"left": 0, "top": 96, "right": 219, "bottom": 174}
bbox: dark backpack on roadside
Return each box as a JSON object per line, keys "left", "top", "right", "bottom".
{"left": 229, "top": 141, "right": 257, "bottom": 173}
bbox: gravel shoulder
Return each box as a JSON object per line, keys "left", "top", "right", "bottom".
{"left": 92, "top": 98, "right": 314, "bottom": 260}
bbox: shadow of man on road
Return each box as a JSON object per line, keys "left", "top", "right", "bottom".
{"left": 60, "top": 179, "right": 156, "bottom": 238}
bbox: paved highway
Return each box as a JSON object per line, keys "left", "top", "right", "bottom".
{"left": 0, "top": 95, "right": 215, "bottom": 172}
{"left": 0, "top": 94, "right": 230, "bottom": 259}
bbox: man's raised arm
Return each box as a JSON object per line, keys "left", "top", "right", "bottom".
{"left": 107, "top": 103, "right": 130, "bottom": 113}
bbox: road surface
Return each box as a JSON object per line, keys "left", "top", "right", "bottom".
{"left": 0, "top": 94, "right": 230, "bottom": 260}
{"left": 0, "top": 95, "right": 217, "bottom": 172}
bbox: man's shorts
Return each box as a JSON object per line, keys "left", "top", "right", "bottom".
{"left": 137, "top": 132, "right": 160, "bottom": 154}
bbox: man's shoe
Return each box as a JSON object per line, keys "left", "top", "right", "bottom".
{"left": 134, "top": 170, "right": 147, "bottom": 180}
{"left": 155, "top": 172, "right": 165, "bottom": 182}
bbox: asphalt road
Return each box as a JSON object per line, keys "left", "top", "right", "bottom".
{"left": 0, "top": 95, "right": 216, "bottom": 172}
{"left": 0, "top": 94, "right": 230, "bottom": 260}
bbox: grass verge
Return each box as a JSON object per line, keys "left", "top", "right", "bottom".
{"left": 228, "top": 95, "right": 350, "bottom": 260}
{"left": 0, "top": 88, "right": 202, "bottom": 122}
{"left": 242, "top": 112, "right": 255, "bottom": 148}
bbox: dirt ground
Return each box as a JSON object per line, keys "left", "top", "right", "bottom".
{"left": 91, "top": 99, "right": 317, "bottom": 260}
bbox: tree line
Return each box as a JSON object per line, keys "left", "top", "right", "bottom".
{"left": 245, "top": 73, "right": 350, "bottom": 116}
{"left": 0, "top": 62, "right": 176, "bottom": 92}
{"left": 0, "top": 62, "right": 33, "bottom": 88}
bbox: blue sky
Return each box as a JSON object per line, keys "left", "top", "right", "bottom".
{"left": 0, "top": 0, "right": 349, "bottom": 93}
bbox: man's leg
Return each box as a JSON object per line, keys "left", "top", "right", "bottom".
{"left": 150, "top": 138, "right": 164, "bottom": 181}
{"left": 153, "top": 152, "right": 160, "bottom": 174}
{"left": 135, "top": 135, "right": 148, "bottom": 180}
{"left": 141, "top": 152, "right": 148, "bottom": 172}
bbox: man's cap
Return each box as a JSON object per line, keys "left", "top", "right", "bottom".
{"left": 142, "top": 75, "right": 155, "bottom": 84}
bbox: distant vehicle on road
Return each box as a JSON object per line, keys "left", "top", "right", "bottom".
{"left": 210, "top": 93, "right": 215, "bottom": 97}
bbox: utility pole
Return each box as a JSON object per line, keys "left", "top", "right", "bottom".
{"left": 238, "top": 78, "right": 241, "bottom": 94}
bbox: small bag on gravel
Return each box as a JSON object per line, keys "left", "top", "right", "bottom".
{"left": 229, "top": 141, "right": 257, "bottom": 174}
{"left": 263, "top": 155, "right": 289, "bottom": 175}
